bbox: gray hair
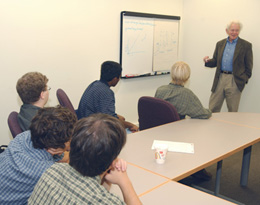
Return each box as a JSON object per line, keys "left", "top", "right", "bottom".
{"left": 226, "top": 20, "right": 243, "bottom": 31}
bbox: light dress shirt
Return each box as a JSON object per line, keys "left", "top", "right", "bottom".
{"left": 221, "top": 37, "right": 238, "bottom": 72}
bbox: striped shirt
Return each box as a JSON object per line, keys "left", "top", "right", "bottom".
{"left": 28, "top": 163, "right": 125, "bottom": 205}
{"left": 0, "top": 131, "right": 63, "bottom": 205}
{"left": 77, "top": 80, "right": 118, "bottom": 119}
{"left": 155, "top": 83, "right": 212, "bottom": 119}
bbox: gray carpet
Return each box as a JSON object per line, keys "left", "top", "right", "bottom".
{"left": 181, "top": 142, "right": 260, "bottom": 204}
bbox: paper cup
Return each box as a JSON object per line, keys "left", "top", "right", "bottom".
{"left": 155, "top": 144, "right": 168, "bottom": 164}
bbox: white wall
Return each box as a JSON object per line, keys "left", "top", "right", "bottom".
{"left": 0, "top": 0, "right": 182, "bottom": 144}
{"left": 182, "top": 0, "right": 260, "bottom": 113}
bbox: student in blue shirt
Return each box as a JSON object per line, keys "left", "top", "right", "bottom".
{"left": 0, "top": 106, "right": 77, "bottom": 205}
{"left": 77, "top": 61, "right": 139, "bottom": 132}
{"left": 29, "top": 113, "right": 141, "bottom": 205}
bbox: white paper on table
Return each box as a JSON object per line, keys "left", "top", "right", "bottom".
{"left": 151, "top": 140, "right": 194, "bottom": 154}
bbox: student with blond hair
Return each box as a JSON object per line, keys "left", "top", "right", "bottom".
{"left": 155, "top": 61, "right": 211, "bottom": 119}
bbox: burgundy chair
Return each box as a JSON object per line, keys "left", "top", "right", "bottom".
{"left": 7, "top": 111, "right": 22, "bottom": 138}
{"left": 138, "top": 96, "right": 180, "bottom": 131}
{"left": 56, "top": 88, "right": 77, "bottom": 116}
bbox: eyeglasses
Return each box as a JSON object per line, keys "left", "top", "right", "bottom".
{"left": 47, "top": 86, "right": 51, "bottom": 91}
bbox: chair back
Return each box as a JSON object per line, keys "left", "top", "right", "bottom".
{"left": 56, "top": 89, "right": 77, "bottom": 116}
{"left": 8, "top": 111, "right": 22, "bottom": 138}
{"left": 138, "top": 96, "right": 180, "bottom": 131}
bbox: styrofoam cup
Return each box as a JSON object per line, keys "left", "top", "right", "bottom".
{"left": 155, "top": 144, "right": 168, "bottom": 164}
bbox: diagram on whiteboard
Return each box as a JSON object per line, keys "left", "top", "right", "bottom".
{"left": 153, "top": 19, "right": 179, "bottom": 71}
{"left": 122, "top": 16, "right": 154, "bottom": 76}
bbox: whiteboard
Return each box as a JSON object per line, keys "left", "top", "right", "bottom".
{"left": 120, "top": 11, "right": 180, "bottom": 78}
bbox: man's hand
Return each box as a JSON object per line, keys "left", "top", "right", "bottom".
{"left": 203, "top": 56, "right": 209, "bottom": 62}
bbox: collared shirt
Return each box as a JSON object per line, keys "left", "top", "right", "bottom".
{"left": 155, "top": 83, "right": 212, "bottom": 119}
{"left": 221, "top": 37, "right": 238, "bottom": 72}
{"left": 0, "top": 131, "right": 63, "bottom": 205}
{"left": 18, "top": 104, "right": 41, "bottom": 131}
{"left": 77, "top": 80, "right": 118, "bottom": 119}
{"left": 28, "top": 163, "right": 125, "bottom": 205}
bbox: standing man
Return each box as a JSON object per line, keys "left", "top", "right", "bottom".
{"left": 77, "top": 61, "right": 139, "bottom": 132}
{"left": 203, "top": 21, "right": 253, "bottom": 112}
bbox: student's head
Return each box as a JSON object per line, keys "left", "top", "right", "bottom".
{"left": 171, "top": 61, "right": 190, "bottom": 86}
{"left": 69, "top": 113, "right": 126, "bottom": 177}
{"left": 30, "top": 106, "right": 77, "bottom": 151}
{"left": 16, "top": 72, "right": 49, "bottom": 105}
{"left": 100, "top": 61, "right": 122, "bottom": 85}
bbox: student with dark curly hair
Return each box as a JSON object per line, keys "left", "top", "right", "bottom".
{"left": 16, "top": 72, "right": 50, "bottom": 131}
{"left": 0, "top": 106, "right": 77, "bottom": 205}
{"left": 29, "top": 113, "right": 141, "bottom": 205}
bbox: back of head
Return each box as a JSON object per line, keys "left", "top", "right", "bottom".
{"left": 100, "top": 61, "right": 122, "bottom": 82}
{"left": 16, "top": 72, "right": 48, "bottom": 104}
{"left": 30, "top": 106, "right": 77, "bottom": 149}
{"left": 69, "top": 113, "right": 126, "bottom": 177}
{"left": 171, "top": 61, "right": 190, "bottom": 86}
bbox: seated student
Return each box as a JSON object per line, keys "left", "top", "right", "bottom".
{"left": 0, "top": 106, "right": 77, "bottom": 205}
{"left": 155, "top": 61, "right": 212, "bottom": 119}
{"left": 77, "top": 61, "right": 139, "bottom": 132}
{"left": 16, "top": 72, "right": 50, "bottom": 131}
{"left": 28, "top": 113, "right": 142, "bottom": 205}
{"left": 155, "top": 61, "right": 212, "bottom": 181}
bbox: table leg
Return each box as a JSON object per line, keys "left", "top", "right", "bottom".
{"left": 214, "top": 160, "right": 222, "bottom": 196}
{"left": 240, "top": 146, "right": 252, "bottom": 186}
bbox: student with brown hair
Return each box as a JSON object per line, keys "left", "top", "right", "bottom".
{"left": 29, "top": 113, "right": 141, "bottom": 205}
{"left": 0, "top": 106, "right": 77, "bottom": 204}
{"left": 16, "top": 72, "right": 50, "bottom": 131}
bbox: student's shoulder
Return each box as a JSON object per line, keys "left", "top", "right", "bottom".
{"left": 44, "top": 163, "right": 70, "bottom": 178}
{"left": 50, "top": 162, "right": 68, "bottom": 170}
{"left": 8, "top": 130, "right": 31, "bottom": 147}
{"left": 156, "top": 84, "right": 171, "bottom": 91}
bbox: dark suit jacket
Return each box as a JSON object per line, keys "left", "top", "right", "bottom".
{"left": 205, "top": 37, "right": 253, "bottom": 92}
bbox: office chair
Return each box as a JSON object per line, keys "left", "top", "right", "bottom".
{"left": 7, "top": 111, "right": 22, "bottom": 138}
{"left": 138, "top": 96, "right": 180, "bottom": 131}
{"left": 56, "top": 88, "right": 77, "bottom": 116}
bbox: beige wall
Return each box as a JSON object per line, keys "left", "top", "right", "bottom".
{"left": 0, "top": 0, "right": 182, "bottom": 144}
{"left": 1, "top": 0, "right": 259, "bottom": 145}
